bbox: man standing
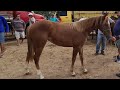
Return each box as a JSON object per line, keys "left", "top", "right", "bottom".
{"left": 12, "top": 14, "right": 26, "bottom": 46}
{"left": 28, "top": 13, "right": 36, "bottom": 26}
{"left": 0, "top": 15, "right": 9, "bottom": 57}
{"left": 111, "top": 11, "right": 120, "bottom": 77}
{"left": 112, "top": 11, "right": 120, "bottom": 63}
{"left": 95, "top": 11, "right": 115, "bottom": 55}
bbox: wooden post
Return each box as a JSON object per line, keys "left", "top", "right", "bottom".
{"left": 72, "top": 11, "right": 74, "bottom": 22}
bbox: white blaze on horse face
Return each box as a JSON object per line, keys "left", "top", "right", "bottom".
{"left": 37, "top": 70, "right": 44, "bottom": 79}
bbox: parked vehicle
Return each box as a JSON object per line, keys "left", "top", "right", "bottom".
{"left": 0, "top": 11, "right": 45, "bottom": 34}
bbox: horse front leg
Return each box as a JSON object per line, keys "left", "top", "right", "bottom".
{"left": 79, "top": 47, "right": 88, "bottom": 73}
{"left": 70, "top": 47, "right": 79, "bottom": 76}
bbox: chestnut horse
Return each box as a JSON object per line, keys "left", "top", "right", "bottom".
{"left": 25, "top": 16, "right": 112, "bottom": 79}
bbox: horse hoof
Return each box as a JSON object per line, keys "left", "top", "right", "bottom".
{"left": 24, "top": 72, "right": 32, "bottom": 75}
{"left": 83, "top": 69, "right": 88, "bottom": 74}
{"left": 39, "top": 75, "right": 44, "bottom": 79}
{"left": 71, "top": 72, "right": 76, "bottom": 76}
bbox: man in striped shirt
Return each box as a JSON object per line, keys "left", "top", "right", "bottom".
{"left": 12, "top": 14, "right": 26, "bottom": 46}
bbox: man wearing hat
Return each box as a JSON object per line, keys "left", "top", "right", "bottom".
{"left": 12, "top": 14, "right": 26, "bottom": 46}
{"left": 95, "top": 11, "right": 115, "bottom": 55}
{"left": 28, "top": 13, "right": 36, "bottom": 26}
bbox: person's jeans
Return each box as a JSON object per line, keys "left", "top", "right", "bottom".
{"left": 96, "top": 33, "right": 107, "bottom": 53}
{"left": 0, "top": 32, "right": 5, "bottom": 43}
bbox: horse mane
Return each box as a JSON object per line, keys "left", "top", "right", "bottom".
{"left": 30, "top": 16, "right": 106, "bottom": 35}
{"left": 74, "top": 16, "right": 106, "bottom": 32}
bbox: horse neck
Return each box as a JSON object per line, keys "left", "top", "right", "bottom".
{"left": 77, "top": 18, "right": 97, "bottom": 34}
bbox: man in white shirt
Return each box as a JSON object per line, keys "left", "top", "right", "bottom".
{"left": 28, "top": 13, "right": 36, "bottom": 26}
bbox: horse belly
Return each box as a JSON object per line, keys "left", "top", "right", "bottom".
{"left": 48, "top": 25, "right": 78, "bottom": 47}
{"left": 48, "top": 36, "right": 73, "bottom": 47}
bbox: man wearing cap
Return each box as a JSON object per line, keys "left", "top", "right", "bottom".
{"left": 28, "top": 13, "right": 36, "bottom": 26}
{"left": 95, "top": 11, "right": 115, "bottom": 55}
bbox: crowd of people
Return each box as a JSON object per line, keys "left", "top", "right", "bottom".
{"left": 0, "top": 11, "right": 120, "bottom": 78}
{"left": 0, "top": 13, "right": 61, "bottom": 57}
{"left": 0, "top": 12, "right": 36, "bottom": 58}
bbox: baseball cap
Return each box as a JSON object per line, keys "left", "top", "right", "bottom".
{"left": 28, "top": 13, "right": 33, "bottom": 16}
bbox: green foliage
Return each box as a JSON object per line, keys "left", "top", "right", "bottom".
{"left": 34, "top": 11, "right": 57, "bottom": 19}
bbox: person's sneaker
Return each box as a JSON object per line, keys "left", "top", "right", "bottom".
{"left": 116, "top": 73, "right": 120, "bottom": 77}
{"left": 113, "top": 56, "right": 118, "bottom": 62}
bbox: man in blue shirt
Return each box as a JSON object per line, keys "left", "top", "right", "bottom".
{"left": 49, "top": 15, "right": 59, "bottom": 22}
{"left": 111, "top": 11, "right": 120, "bottom": 77}
{"left": 0, "top": 16, "right": 9, "bottom": 57}
{"left": 111, "top": 11, "right": 120, "bottom": 63}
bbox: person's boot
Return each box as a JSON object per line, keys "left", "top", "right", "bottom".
{"left": 101, "top": 50, "right": 105, "bottom": 55}
{"left": 115, "top": 55, "right": 120, "bottom": 63}
{"left": 113, "top": 55, "right": 119, "bottom": 62}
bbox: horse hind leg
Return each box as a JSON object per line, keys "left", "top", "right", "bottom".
{"left": 70, "top": 47, "right": 79, "bottom": 76}
{"left": 25, "top": 52, "right": 33, "bottom": 75}
{"left": 34, "top": 42, "right": 47, "bottom": 79}
{"left": 79, "top": 47, "right": 88, "bottom": 73}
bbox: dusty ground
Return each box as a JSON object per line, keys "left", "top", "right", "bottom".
{"left": 0, "top": 39, "right": 120, "bottom": 79}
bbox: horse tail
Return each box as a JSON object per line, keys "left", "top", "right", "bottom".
{"left": 26, "top": 26, "right": 34, "bottom": 62}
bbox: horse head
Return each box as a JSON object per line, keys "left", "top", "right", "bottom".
{"left": 96, "top": 16, "right": 112, "bottom": 39}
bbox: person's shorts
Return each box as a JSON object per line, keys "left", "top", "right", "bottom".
{"left": 115, "top": 39, "right": 120, "bottom": 48}
{"left": 0, "top": 32, "right": 5, "bottom": 43}
{"left": 15, "top": 31, "right": 25, "bottom": 40}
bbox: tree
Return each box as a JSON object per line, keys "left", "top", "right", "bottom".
{"left": 34, "top": 11, "right": 57, "bottom": 19}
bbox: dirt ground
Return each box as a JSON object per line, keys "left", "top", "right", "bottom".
{"left": 0, "top": 39, "right": 120, "bottom": 79}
